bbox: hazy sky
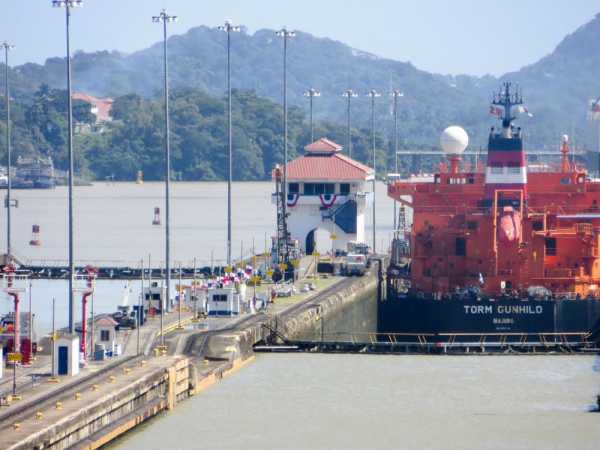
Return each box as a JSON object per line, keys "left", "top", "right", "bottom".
{"left": 2, "top": 1, "right": 598, "bottom": 76}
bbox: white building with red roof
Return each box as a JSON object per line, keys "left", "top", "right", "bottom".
{"left": 271, "top": 138, "right": 374, "bottom": 254}
{"left": 72, "top": 92, "right": 113, "bottom": 132}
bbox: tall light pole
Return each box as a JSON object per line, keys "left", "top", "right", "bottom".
{"left": 218, "top": 20, "right": 240, "bottom": 269}
{"left": 53, "top": 0, "right": 81, "bottom": 334}
{"left": 153, "top": 9, "right": 177, "bottom": 343}
{"left": 303, "top": 87, "right": 320, "bottom": 143}
{"left": 390, "top": 89, "right": 403, "bottom": 239}
{"left": 1, "top": 42, "right": 14, "bottom": 257}
{"left": 366, "top": 89, "right": 380, "bottom": 254}
{"left": 341, "top": 89, "right": 357, "bottom": 158}
{"left": 276, "top": 27, "right": 294, "bottom": 262}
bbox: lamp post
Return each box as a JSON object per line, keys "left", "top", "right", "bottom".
{"left": 303, "top": 87, "right": 320, "bottom": 143}
{"left": 390, "top": 89, "right": 403, "bottom": 239}
{"left": 1, "top": 42, "right": 14, "bottom": 257}
{"left": 276, "top": 27, "right": 294, "bottom": 262}
{"left": 366, "top": 89, "right": 380, "bottom": 254}
{"left": 218, "top": 20, "right": 240, "bottom": 269}
{"left": 52, "top": 0, "right": 81, "bottom": 334}
{"left": 153, "top": 9, "right": 177, "bottom": 344}
{"left": 341, "top": 89, "right": 357, "bottom": 158}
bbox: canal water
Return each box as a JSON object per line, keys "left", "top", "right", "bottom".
{"left": 0, "top": 181, "right": 393, "bottom": 336}
{"left": 105, "top": 353, "right": 600, "bottom": 449}
{"left": 1, "top": 182, "right": 599, "bottom": 448}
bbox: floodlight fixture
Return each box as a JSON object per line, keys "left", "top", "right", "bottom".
{"left": 303, "top": 88, "right": 321, "bottom": 142}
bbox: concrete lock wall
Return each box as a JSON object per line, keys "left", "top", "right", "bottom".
{"left": 10, "top": 359, "right": 188, "bottom": 450}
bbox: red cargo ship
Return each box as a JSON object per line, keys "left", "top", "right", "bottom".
{"left": 384, "top": 82, "right": 600, "bottom": 352}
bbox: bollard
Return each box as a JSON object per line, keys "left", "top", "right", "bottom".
{"left": 124, "top": 368, "right": 131, "bottom": 375}
{"left": 74, "top": 393, "right": 81, "bottom": 400}
{"left": 109, "top": 376, "right": 115, "bottom": 383}
{"left": 35, "top": 411, "right": 42, "bottom": 420}
{"left": 161, "top": 350, "right": 167, "bottom": 356}
{"left": 55, "top": 402, "right": 62, "bottom": 409}
{"left": 13, "top": 423, "right": 20, "bottom": 430}
{"left": 141, "top": 360, "right": 146, "bottom": 367}
{"left": 92, "top": 384, "right": 99, "bottom": 391}
{"left": 153, "top": 348, "right": 159, "bottom": 357}
{"left": 204, "top": 359, "right": 209, "bottom": 365}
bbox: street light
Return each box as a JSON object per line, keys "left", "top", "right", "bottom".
{"left": 276, "top": 27, "right": 294, "bottom": 263}
{"left": 341, "top": 89, "right": 358, "bottom": 158}
{"left": 1, "top": 42, "right": 15, "bottom": 257}
{"left": 218, "top": 19, "right": 240, "bottom": 268}
{"left": 53, "top": 0, "right": 81, "bottom": 334}
{"left": 303, "top": 87, "right": 320, "bottom": 143}
{"left": 153, "top": 9, "right": 177, "bottom": 344}
{"left": 366, "top": 89, "right": 380, "bottom": 254}
{"left": 390, "top": 89, "right": 403, "bottom": 239}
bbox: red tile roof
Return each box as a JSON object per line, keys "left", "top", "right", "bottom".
{"left": 271, "top": 152, "right": 374, "bottom": 180}
{"left": 304, "top": 138, "right": 343, "bottom": 152}
{"left": 72, "top": 92, "right": 113, "bottom": 119}
{"left": 95, "top": 315, "right": 118, "bottom": 326}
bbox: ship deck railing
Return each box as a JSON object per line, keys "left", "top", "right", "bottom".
{"left": 268, "top": 331, "right": 596, "bottom": 353}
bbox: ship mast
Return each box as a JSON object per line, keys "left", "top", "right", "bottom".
{"left": 492, "top": 82, "right": 523, "bottom": 133}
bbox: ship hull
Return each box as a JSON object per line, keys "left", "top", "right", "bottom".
{"left": 378, "top": 293, "right": 600, "bottom": 345}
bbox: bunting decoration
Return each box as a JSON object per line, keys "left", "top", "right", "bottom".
{"left": 287, "top": 193, "right": 300, "bottom": 207}
{"left": 319, "top": 193, "right": 337, "bottom": 207}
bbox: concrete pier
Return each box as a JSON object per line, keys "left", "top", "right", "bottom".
{"left": 0, "top": 262, "right": 380, "bottom": 449}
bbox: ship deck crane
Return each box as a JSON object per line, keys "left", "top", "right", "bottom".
{"left": 273, "top": 165, "right": 297, "bottom": 281}
{"left": 274, "top": 164, "right": 290, "bottom": 265}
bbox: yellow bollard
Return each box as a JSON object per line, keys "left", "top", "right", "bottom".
{"left": 204, "top": 359, "right": 209, "bottom": 365}
{"left": 161, "top": 350, "right": 167, "bottom": 356}
{"left": 74, "top": 393, "right": 81, "bottom": 400}
{"left": 109, "top": 376, "right": 115, "bottom": 383}
{"left": 92, "top": 384, "right": 99, "bottom": 391}
{"left": 124, "top": 368, "right": 131, "bottom": 375}
{"left": 141, "top": 360, "right": 146, "bottom": 367}
{"left": 35, "top": 412, "right": 42, "bottom": 420}
{"left": 153, "top": 348, "right": 159, "bottom": 357}
{"left": 12, "top": 423, "right": 20, "bottom": 430}
{"left": 55, "top": 402, "right": 62, "bottom": 409}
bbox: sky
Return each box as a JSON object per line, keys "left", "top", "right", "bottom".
{"left": 1, "top": 1, "right": 599, "bottom": 77}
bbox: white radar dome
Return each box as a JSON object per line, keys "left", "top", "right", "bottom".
{"left": 440, "top": 126, "right": 468, "bottom": 155}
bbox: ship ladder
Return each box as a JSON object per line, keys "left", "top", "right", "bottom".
{"left": 447, "top": 334, "right": 456, "bottom": 348}
{"left": 537, "top": 333, "right": 548, "bottom": 349}
{"left": 417, "top": 334, "right": 427, "bottom": 347}
{"left": 498, "top": 334, "right": 508, "bottom": 348}
{"left": 519, "top": 334, "right": 528, "bottom": 348}
{"left": 478, "top": 334, "right": 487, "bottom": 351}
{"left": 561, "top": 334, "right": 571, "bottom": 352}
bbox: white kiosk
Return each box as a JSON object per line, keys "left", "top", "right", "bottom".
{"left": 271, "top": 138, "right": 374, "bottom": 255}
{"left": 55, "top": 334, "right": 79, "bottom": 376}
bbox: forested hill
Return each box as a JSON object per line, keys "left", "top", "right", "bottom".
{"left": 1, "top": 13, "right": 600, "bottom": 181}
{"left": 7, "top": 25, "right": 486, "bottom": 147}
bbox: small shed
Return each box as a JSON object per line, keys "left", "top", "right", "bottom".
{"left": 55, "top": 333, "right": 79, "bottom": 376}
{"left": 95, "top": 315, "right": 117, "bottom": 353}
{"left": 206, "top": 287, "right": 241, "bottom": 315}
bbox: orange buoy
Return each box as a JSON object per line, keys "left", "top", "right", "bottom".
{"left": 29, "top": 224, "right": 41, "bottom": 246}
{"left": 152, "top": 207, "right": 162, "bottom": 225}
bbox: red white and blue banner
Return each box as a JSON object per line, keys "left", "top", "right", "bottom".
{"left": 319, "top": 194, "right": 337, "bottom": 207}
{"left": 287, "top": 194, "right": 300, "bottom": 207}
